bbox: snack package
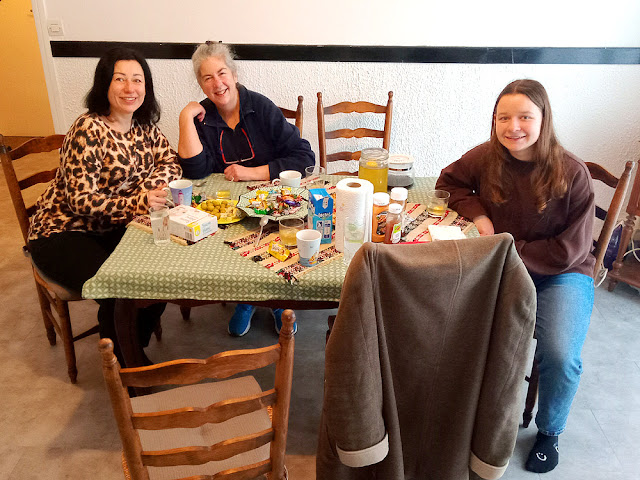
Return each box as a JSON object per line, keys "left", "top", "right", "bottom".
{"left": 268, "top": 241, "right": 291, "bottom": 261}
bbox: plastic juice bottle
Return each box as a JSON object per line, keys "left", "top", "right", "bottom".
{"left": 384, "top": 203, "right": 403, "bottom": 244}
{"left": 372, "top": 192, "right": 390, "bottom": 243}
{"left": 390, "top": 187, "right": 408, "bottom": 229}
{"left": 390, "top": 187, "right": 408, "bottom": 211}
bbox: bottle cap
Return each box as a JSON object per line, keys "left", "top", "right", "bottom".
{"left": 388, "top": 203, "right": 402, "bottom": 214}
{"left": 390, "top": 187, "right": 408, "bottom": 201}
{"left": 373, "top": 192, "right": 390, "bottom": 206}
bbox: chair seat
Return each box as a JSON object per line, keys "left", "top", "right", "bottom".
{"left": 27, "top": 253, "right": 83, "bottom": 301}
{"left": 131, "top": 376, "right": 271, "bottom": 480}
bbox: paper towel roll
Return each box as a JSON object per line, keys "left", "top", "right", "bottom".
{"left": 334, "top": 178, "right": 374, "bottom": 252}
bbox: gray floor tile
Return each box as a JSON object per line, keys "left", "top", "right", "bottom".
{"left": 573, "top": 361, "right": 640, "bottom": 411}
{"left": 593, "top": 408, "right": 640, "bottom": 475}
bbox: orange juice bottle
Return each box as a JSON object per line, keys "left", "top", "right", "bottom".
{"left": 372, "top": 192, "right": 390, "bottom": 243}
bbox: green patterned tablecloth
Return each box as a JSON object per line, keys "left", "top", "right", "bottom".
{"left": 82, "top": 175, "right": 450, "bottom": 302}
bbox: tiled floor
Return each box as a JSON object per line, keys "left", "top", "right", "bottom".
{"left": 1, "top": 143, "right": 639, "bottom": 479}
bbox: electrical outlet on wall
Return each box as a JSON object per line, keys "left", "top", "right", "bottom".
{"left": 47, "top": 19, "right": 64, "bottom": 37}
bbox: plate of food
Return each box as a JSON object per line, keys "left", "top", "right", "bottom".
{"left": 237, "top": 186, "right": 308, "bottom": 220}
{"left": 195, "top": 198, "right": 246, "bottom": 224}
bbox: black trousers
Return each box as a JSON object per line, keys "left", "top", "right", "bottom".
{"left": 29, "top": 228, "right": 164, "bottom": 360}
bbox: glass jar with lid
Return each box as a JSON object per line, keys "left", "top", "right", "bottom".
{"left": 358, "top": 148, "right": 389, "bottom": 193}
{"left": 388, "top": 154, "right": 415, "bottom": 187}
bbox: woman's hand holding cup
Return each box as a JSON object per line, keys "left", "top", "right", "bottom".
{"left": 147, "top": 184, "right": 171, "bottom": 210}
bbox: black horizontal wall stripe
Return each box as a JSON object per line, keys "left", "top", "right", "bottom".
{"left": 50, "top": 41, "right": 640, "bottom": 65}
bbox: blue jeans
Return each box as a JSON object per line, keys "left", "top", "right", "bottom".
{"left": 532, "top": 272, "right": 594, "bottom": 436}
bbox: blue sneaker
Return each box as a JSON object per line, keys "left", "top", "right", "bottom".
{"left": 228, "top": 304, "right": 256, "bottom": 337}
{"left": 273, "top": 308, "right": 298, "bottom": 335}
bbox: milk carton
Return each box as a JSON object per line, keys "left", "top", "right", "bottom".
{"left": 308, "top": 188, "right": 333, "bottom": 244}
{"left": 168, "top": 205, "right": 218, "bottom": 242}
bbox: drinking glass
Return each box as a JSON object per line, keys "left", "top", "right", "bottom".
{"left": 305, "top": 165, "right": 327, "bottom": 190}
{"left": 150, "top": 206, "right": 170, "bottom": 245}
{"left": 426, "top": 190, "right": 450, "bottom": 218}
{"left": 279, "top": 218, "right": 305, "bottom": 247}
{"left": 343, "top": 216, "right": 365, "bottom": 266}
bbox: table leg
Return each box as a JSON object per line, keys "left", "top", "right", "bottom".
{"left": 114, "top": 298, "right": 147, "bottom": 369}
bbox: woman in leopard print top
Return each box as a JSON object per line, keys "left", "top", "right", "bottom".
{"left": 28, "top": 48, "right": 181, "bottom": 361}
{"left": 28, "top": 112, "right": 179, "bottom": 239}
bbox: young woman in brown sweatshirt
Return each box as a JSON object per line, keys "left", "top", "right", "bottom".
{"left": 437, "top": 79, "right": 595, "bottom": 474}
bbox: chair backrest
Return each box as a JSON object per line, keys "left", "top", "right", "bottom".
{"left": 279, "top": 95, "right": 304, "bottom": 133}
{"left": 317, "top": 91, "right": 393, "bottom": 172}
{"left": 0, "top": 134, "right": 65, "bottom": 245}
{"left": 100, "top": 309, "right": 296, "bottom": 480}
{"left": 586, "top": 161, "right": 634, "bottom": 283}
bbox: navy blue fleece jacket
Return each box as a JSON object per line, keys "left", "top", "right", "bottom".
{"left": 178, "top": 84, "right": 314, "bottom": 180}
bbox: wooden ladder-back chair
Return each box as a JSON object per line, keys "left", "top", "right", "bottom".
{"left": 317, "top": 91, "right": 393, "bottom": 174}
{"left": 279, "top": 96, "right": 304, "bottom": 133}
{"left": 100, "top": 309, "right": 296, "bottom": 480}
{"left": 522, "top": 160, "right": 634, "bottom": 428}
{"left": 0, "top": 134, "right": 99, "bottom": 383}
{"left": 608, "top": 158, "right": 640, "bottom": 292}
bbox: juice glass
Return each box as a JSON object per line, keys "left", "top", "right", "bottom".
{"left": 426, "top": 190, "right": 450, "bottom": 218}
{"left": 279, "top": 218, "right": 305, "bottom": 247}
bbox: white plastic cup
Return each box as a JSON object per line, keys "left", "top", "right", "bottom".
{"left": 296, "top": 229, "right": 322, "bottom": 267}
{"left": 163, "top": 179, "right": 193, "bottom": 206}
{"left": 274, "top": 170, "right": 302, "bottom": 188}
{"left": 149, "top": 206, "right": 170, "bottom": 245}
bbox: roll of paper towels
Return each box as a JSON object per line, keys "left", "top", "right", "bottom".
{"left": 334, "top": 178, "right": 374, "bottom": 252}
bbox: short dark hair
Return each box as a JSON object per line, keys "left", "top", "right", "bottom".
{"left": 84, "top": 47, "right": 160, "bottom": 125}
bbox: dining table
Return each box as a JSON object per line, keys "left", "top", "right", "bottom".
{"left": 82, "top": 174, "right": 477, "bottom": 368}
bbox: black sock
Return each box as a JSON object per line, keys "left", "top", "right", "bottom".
{"left": 525, "top": 432, "right": 559, "bottom": 473}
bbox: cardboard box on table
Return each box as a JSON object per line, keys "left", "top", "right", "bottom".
{"left": 169, "top": 205, "right": 217, "bottom": 242}
{"left": 308, "top": 188, "right": 333, "bottom": 244}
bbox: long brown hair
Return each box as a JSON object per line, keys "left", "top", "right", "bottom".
{"left": 485, "top": 79, "right": 566, "bottom": 212}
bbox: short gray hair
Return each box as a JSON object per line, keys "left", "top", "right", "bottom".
{"left": 192, "top": 42, "right": 238, "bottom": 79}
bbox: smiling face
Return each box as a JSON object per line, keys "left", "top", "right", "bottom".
{"left": 107, "top": 60, "right": 145, "bottom": 118}
{"left": 494, "top": 93, "right": 543, "bottom": 161}
{"left": 198, "top": 55, "right": 239, "bottom": 114}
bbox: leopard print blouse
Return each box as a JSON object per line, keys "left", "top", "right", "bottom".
{"left": 28, "top": 113, "right": 182, "bottom": 240}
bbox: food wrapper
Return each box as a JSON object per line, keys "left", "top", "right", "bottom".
{"left": 268, "top": 241, "right": 291, "bottom": 261}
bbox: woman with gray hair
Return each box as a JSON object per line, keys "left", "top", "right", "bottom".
{"left": 178, "top": 41, "right": 314, "bottom": 183}
{"left": 179, "top": 42, "right": 312, "bottom": 336}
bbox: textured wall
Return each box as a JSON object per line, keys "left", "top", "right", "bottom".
{"left": 55, "top": 58, "right": 640, "bottom": 180}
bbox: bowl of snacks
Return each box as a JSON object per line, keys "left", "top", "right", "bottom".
{"left": 237, "top": 186, "right": 308, "bottom": 220}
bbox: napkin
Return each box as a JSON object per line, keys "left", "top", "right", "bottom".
{"left": 427, "top": 224, "right": 466, "bottom": 241}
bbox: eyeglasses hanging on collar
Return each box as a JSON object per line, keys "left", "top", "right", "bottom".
{"left": 219, "top": 128, "right": 255, "bottom": 165}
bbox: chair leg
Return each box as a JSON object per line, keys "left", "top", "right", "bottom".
{"left": 154, "top": 320, "right": 162, "bottom": 341}
{"left": 180, "top": 306, "right": 191, "bottom": 321}
{"left": 523, "top": 359, "right": 539, "bottom": 428}
{"left": 34, "top": 282, "right": 57, "bottom": 346}
{"left": 607, "top": 278, "right": 618, "bottom": 292}
{"left": 326, "top": 315, "right": 336, "bottom": 345}
{"left": 55, "top": 296, "right": 78, "bottom": 384}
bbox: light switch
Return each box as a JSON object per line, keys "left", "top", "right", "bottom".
{"left": 47, "top": 19, "right": 64, "bottom": 37}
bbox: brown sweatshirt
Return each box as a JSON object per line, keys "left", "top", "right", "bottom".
{"left": 436, "top": 142, "right": 595, "bottom": 277}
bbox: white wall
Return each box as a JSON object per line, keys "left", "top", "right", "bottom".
{"left": 33, "top": 0, "right": 640, "bottom": 210}
{"left": 32, "top": 0, "right": 640, "bottom": 47}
